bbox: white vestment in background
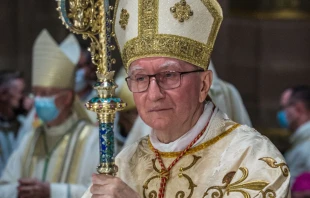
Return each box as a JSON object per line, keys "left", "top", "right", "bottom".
{"left": 0, "top": 114, "right": 99, "bottom": 198}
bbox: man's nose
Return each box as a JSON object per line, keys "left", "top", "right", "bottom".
{"left": 147, "top": 77, "right": 165, "bottom": 101}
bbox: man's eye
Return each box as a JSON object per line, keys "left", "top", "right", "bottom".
{"left": 135, "top": 76, "right": 147, "bottom": 82}
{"left": 164, "top": 72, "right": 176, "bottom": 78}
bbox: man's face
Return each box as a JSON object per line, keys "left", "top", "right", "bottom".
{"left": 128, "top": 57, "right": 211, "bottom": 131}
{"left": 280, "top": 89, "right": 298, "bottom": 130}
{"left": 33, "top": 86, "right": 72, "bottom": 110}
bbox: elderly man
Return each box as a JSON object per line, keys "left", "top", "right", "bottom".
{"left": 279, "top": 85, "right": 310, "bottom": 184}
{"left": 82, "top": 0, "right": 290, "bottom": 197}
{"left": 0, "top": 30, "right": 98, "bottom": 198}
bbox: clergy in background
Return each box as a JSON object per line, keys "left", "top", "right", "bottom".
{"left": 0, "top": 29, "right": 99, "bottom": 198}
{"left": 82, "top": 0, "right": 291, "bottom": 197}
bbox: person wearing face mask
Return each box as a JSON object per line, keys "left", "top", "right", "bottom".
{"left": 74, "top": 50, "right": 98, "bottom": 124}
{"left": 278, "top": 85, "right": 310, "bottom": 185}
{"left": 0, "top": 29, "right": 99, "bottom": 198}
{"left": 0, "top": 71, "right": 33, "bottom": 176}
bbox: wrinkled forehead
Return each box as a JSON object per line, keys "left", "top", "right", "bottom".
{"left": 128, "top": 57, "right": 196, "bottom": 73}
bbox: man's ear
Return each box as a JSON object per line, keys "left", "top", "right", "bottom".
{"left": 199, "top": 70, "right": 212, "bottom": 103}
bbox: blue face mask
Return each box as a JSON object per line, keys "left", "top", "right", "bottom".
{"left": 34, "top": 96, "right": 60, "bottom": 123}
{"left": 75, "top": 68, "right": 87, "bottom": 92}
{"left": 277, "top": 110, "right": 289, "bottom": 128}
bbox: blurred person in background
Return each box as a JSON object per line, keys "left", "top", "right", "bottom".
{"left": 0, "top": 29, "right": 99, "bottom": 198}
{"left": 0, "top": 70, "right": 33, "bottom": 176}
{"left": 113, "top": 68, "right": 138, "bottom": 154}
{"left": 74, "top": 49, "right": 98, "bottom": 124}
{"left": 278, "top": 85, "right": 310, "bottom": 184}
{"left": 292, "top": 172, "right": 310, "bottom": 198}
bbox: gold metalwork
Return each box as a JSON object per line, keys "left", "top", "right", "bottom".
{"left": 113, "top": 0, "right": 223, "bottom": 70}
{"left": 67, "top": 123, "right": 91, "bottom": 183}
{"left": 57, "top": 0, "right": 126, "bottom": 176}
{"left": 144, "top": 155, "right": 200, "bottom": 198}
{"left": 170, "top": 0, "right": 194, "bottom": 22}
{"left": 259, "top": 157, "right": 290, "bottom": 177}
{"left": 97, "top": 162, "right": 118, "bottom": 176}
{"left": 119, "top": 9, "right": 130, "bottom": 30}
{"left": 148, "top": 124, "right": 240, "bottom": 158}
{"left": 204, "top": 167, "right": 276, "bottom": 198}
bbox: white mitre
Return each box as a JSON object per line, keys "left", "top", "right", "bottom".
{"left": 113, "top": 0, "right": 223, "bottom": 70}
{"left": 32, "top": 29, "right": 90, "bottom": 122}
{"left": 60, "top": 34, "right": 81, "bottom": 65}
{"left": 32, "top": 29, "right": 76, "bottom": 89}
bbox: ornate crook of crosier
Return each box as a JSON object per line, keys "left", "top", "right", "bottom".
{"left": 56, "top": 0, "right": 126, "bottom": 176}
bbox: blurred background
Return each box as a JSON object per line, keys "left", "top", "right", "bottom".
{"left": 0, "top": 0, "right": 309, "bottom": 151}
{"left": 0, "top": 0, "right": 310, "bottom": 196}
{"left": 1, "top": 0, "right": 309, "bottom": 128}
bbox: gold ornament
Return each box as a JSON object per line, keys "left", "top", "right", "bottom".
{"left": 170, "top": 0, "right": 194, "bottom": 22}
{"left": 119, "top": 8, "right": 130, "bottom": 30}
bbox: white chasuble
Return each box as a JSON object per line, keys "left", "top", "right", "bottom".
{"left": 82, "top": 108, "right": 291, "bottom": 198}
{"left": 0, "top": 115, "right": 99, "bottom": 198}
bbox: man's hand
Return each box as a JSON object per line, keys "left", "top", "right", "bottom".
{"left": 91, "top": 174, "right": 140, "bottom": 198}
{"left": 17, "top": 178, "right": 50, "bottom": 198}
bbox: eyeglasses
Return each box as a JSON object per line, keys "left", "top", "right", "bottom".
{"left": 125, "top": 70, "right": 204, "bottom": 93}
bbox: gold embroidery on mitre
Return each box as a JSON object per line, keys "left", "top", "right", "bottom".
{"left": 113, "top": 0, "right": 223, "bottom": 70}
{"left": 170, "top": 0, "right": 194, "bottom": 22}
{"left": 143, "top": 155, "right": 200, "bottom": 198}
{"left": 119, "top": 8, "right": 130, "bottom": 30}
{"left": 259, "top": 157, "right": 290, "bottom": 177}
{"left": 204, "top": 167, "right": 276, "bottom": 198}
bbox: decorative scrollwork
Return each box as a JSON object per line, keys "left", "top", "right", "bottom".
{"left": 259, "top": 157, "right": 289, "bottom": 177}
{"left": 204, "top": 167, "right": 275, "bottom": 198}
{"left": 261, "top": 189, "right": 276, "bottom": 198}
{"left": 57, "top": 0, "right": 116, "bottom": 75}
{"left": 56, "top": 0, "right": 126, "bottom": 176}
{"left": 170, "top": 0, "right": 193, "bottom": 22}
{"left": 144, "top": 155, "right": 200, "bottom": 198}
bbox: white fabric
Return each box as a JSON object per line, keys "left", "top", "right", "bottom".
{"left": 150, "top": 102, "right": 214, "bottom": 152}
{"left": 159, "top": 0, "right": 214, "bottom": 43}
{"left": 208, "top": 61, "right": 252, "bottom": 127}
{"left": 0, "top": 109, "right": 35, "bottom": 176}
{"left": 285, "top": 121, "right": 310, "bottom": 184}
{"left": 82, "top": 109, "right": 291, "bottom": 198}
{"left": 0, "top": 115, "right": 99, "bottom": 198}
{"left": 59, "top": 34, "right": 81, "bottom": 65}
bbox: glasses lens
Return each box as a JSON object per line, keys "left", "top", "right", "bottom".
{"left": 157, "top": 71, "right": 180, "bottom": 89}
{"left": 127, "top": 74, "right": 149, "bottom": 93}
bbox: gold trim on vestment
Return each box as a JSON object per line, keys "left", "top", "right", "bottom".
{"left": 204, "top": 167, "right": 276, "bottom": 198}
{"left": 68, "top": 124, "right": 92, "bottom": 183}
{"left": 52, "top": 134, "right": 71, "bottom": 182}
{"left": 259, "top": 157, "right": 290, "bottom": 177}
{"left": 148, "top": 123, "right": 240, "bottom": 158}
{"left": 22, "top": 121, "right": 86, "bottom": 183}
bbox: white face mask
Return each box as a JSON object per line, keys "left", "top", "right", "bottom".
{"left": 75, "top": 68, "right": 87, "bottom": 92}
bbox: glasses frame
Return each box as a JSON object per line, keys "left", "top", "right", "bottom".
{"left": 125, "top": 69, "right": 204, "bottom": 93}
